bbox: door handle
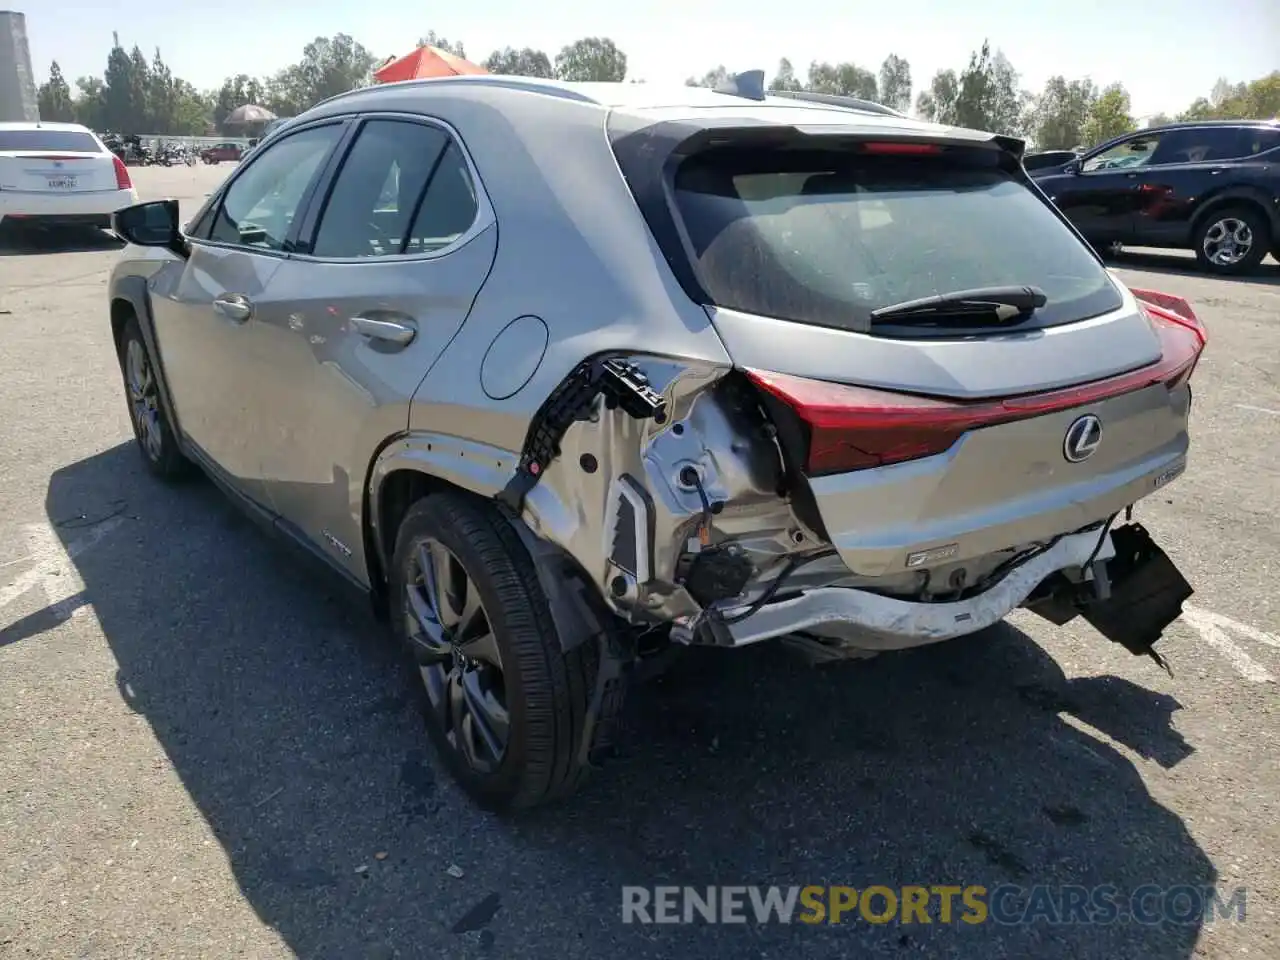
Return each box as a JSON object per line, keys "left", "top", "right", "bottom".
{"left": 351, "top": 315, "right": 416, "bottom": 346}
{"left": 212, "top": 293, "right": 253, "bottom": 323}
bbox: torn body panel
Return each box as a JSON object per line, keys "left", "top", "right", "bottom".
{"left": 520, "top": 355, "right": 807, "bottom": 626}
{"left": 512, "top": 349, "right": 1194, "bottom": 663}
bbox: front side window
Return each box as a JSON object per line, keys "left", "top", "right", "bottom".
{"left": 1082, "top": 135, "right": 1161, "bottom": 172}
{"left": 671, "top": 145, "right": 1121, "bottom": 334}
{"left": 310, "top": 119, "right": 449, "bottom": 258}
{"left": 208, "top": 125, "right": 342, "bottom": 251}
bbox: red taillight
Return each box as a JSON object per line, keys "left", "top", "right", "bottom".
{"left": 745, "top": 298, "right": 1205, "bottom": 476}
{"left": 113, "top": 154, "right": 132, "bottom": 190}
{"left": 859, "top": 141, "right": 943, "bottom": 156}
{"left": 1129, "top": 287, "right": 1207, "bottom": 347}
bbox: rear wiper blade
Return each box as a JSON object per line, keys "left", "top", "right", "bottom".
{"left": 870, "top": 285, "right": 1049, "bottom": 324}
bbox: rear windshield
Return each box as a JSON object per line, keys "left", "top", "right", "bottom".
{"left": 0, "top": 129, "right": 100, "bottom": 152}
{"left": 672, "top": 146, "right": 1122, "bottom": 334}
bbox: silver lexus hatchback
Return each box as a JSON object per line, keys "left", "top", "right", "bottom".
{"left": 108, "top": 74, "right": 1205, "bottom": 809}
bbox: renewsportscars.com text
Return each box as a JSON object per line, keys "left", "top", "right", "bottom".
{"left": 621, "top": 884, "right": 1248, "bottom": 926}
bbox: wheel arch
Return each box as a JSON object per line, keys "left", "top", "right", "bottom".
{"left": 363, "top": 433, "right": 608, "bottom": 653}
{"left": 108, "top": 275, "right": 185, "bottom": 441}
{"left": 1190, "top": 188, "right": 1279, "bottom": 241}
{"left": 364, "top": 433, "right": 521, "bottom": 597}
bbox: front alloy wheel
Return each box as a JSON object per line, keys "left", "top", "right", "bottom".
{"left": 125, "top": 337, "right": 163, "bottom": 462}
{"left": 118, "top": 316, "right": 190, "bottom": 480}
{"left": 405, "top": 539, "right": 510, "bottom": 773}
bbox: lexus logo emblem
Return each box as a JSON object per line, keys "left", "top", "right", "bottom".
{"left": 1063, "top": 414, "right": 1103, "bottom": 463}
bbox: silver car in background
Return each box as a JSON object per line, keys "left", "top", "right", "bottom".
{"left": 107, "top": 75, "right": 1205, "bottom": 809}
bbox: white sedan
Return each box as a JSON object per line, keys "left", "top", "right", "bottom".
{"left": 0, "top": 121, "right": 139, "bottom": 230}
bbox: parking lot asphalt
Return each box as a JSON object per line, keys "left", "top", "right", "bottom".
{"left": 0, "top": 164, "right": 1277, "bottom": 960}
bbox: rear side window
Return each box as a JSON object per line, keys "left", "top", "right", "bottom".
{"left": 1149, "top": 127, "right": 1257, "bottom": 164}
{"left": 672, "top": 147, "right": 1122, "bottom": 334}
{"left": 311, "top": 119, "right": 449, "bottom": 258}
{"left": 403, "top": 143, "right": 479, "bottom": 254}
{"left": 0, "top": 129, "right": 99, "bottom": 152}
{"left": 1226, "top": 127, "right": 1280, "bottom": 159}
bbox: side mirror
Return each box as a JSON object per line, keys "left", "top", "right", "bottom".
{"left": 1064, "top": 158, "right": 1082, "bottom": 175}
{"left": 112, "top": 199, "right": 186, "bottom": 255}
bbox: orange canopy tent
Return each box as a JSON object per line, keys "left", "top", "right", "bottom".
{"left": 373, "top": 46, "right": 488, "bottom": 83}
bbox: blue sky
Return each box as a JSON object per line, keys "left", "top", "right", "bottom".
{"left": 24, "top": 0, "right": 1280, "bottom": 119}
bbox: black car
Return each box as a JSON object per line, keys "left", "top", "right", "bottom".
{"left": 1024, "top": 149, "right": 1080, "bottom": 172}
{"left": 1031, "top": 120, "right": 1280, "bottom": 274}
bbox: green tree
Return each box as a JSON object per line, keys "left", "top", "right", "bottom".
{"left": 37, "top": 61, "right": 75, "bottom": 122}
{"left": 418, "top": 30, "right": 466, "bottom": 58}
{"left": 1081, "top": 83, "right": 1135, "bottom": 146}
{"left": 1179, "top": 71, "right": 1280, "bottom": 120}
{"left": 73, "top": 76, "right": 106, "bottom": 129}
{"left": 686, "top": 65, "right": 730, "bottom": 88}
{"left": 769, "top": 58, "right": 804, "bottom": 93}
{"left": 483, "top": 47, "right": 552, "bottom": 78}
{"left": 169, "top": 80, "right": 212, "bottom": 135}
{"left": 262, "top": 72, "right": 301, "bottom": 119}
{"left": 148, "top": 48, "right": 177, "bottom": 133}
{"left": 807, "top": 61, "right": 877, "bottom": 100}
{"left": 290, "top": 34, "right": 377, "bottom": 108}
{"left": 1238, "top": 71, "right": 1280, "bottom": 118}
{"left": 877, "top": 54, "right": 912, "bottom": 112}
{"left": 128, "top": 45, "right": 151, "bottom": 129}
{"left": 916, "top": 69, "right": 960, "bottom": 124}
{"left": 214, "top": 73, "right": 266, "bottom": 131}
{"left": 1183, "top": 98, "right": 1218, "bottom": 121}
{"left": 554, "top": 37, "right": 627, "bottom": 82}
{"left": 952, "top": 41, "right": 1026, "bottom": 135}
{"left": 102, "top": 33, "right": 139, "bottom": 131}
{"left": 1029, "top": 75, "right": 1096, "bottom": 150}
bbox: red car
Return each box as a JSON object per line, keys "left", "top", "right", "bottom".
{"left": 200, "top": 142, "right": 243, "bottom": 164}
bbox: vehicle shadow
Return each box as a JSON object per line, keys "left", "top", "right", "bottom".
{"left": 0, "top": 224, "right": 124, "bottom": 257}
{"left": 1110, "top": 248, "right": 1280, "bottom": 286}
{"left": 39, "top": 442, "right": 1216, "bottom": 960}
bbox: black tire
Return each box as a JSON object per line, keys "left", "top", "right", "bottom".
{"left": 1193, "top": 205, "right": 1270, "bottom": 275}
{"left": 390, "top": 492, "right": 613, "bottom": 811}
{"left": 116, "top": 315, "right": 192, "bottom": 480}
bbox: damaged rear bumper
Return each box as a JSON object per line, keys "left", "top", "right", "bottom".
{"left": 687, "top": 526, "right": 1143, "bottom": 650}
{"left": 676, "top": 522, "right": 1192, "bottom": 657}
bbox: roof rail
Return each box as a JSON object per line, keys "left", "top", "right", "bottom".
{"left": 767, "top": 90, "right": 906, "bottom": 118}
{"left": 311, "top": 75, "right": 601, "bottom": 112}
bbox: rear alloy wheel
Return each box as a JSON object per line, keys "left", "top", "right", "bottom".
{"left": 391, "top": 493, "right": 613, "bottom": 810}
{"left": 118, "top": 317, "right": 191, "bottom": 480}
{"left": 1194, "top": 206, "right": 1269, "bottom": 275}
{"left": 408, "top": 538, "right": 511, "bottom": 775}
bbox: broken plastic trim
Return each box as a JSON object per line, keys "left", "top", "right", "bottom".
{"left": 676, "top": 528, "right": 1117, "bottom": 649}
{"left": 496, "top": 356, "right": 668, "bottom": 513}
